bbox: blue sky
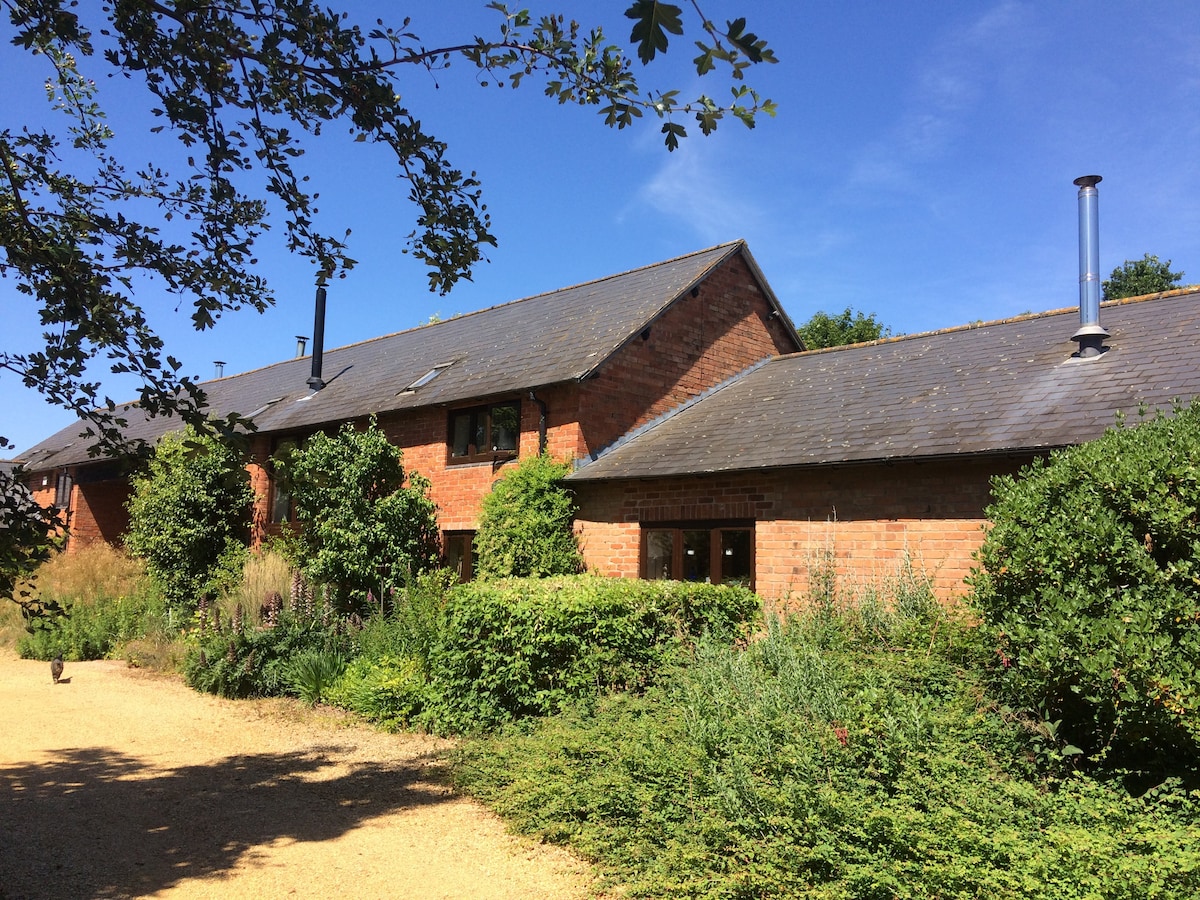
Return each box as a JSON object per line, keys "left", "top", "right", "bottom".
{"left": 3, "top": 1, "right": 1199, "bottom": 454}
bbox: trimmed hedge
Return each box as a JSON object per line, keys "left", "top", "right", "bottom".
{"left": 423, "top": 576, "right": 761, "bottom": 733}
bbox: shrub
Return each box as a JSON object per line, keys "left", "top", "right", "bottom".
{"left": 969, "top": 401, "right": 1200, "bottom": 764}
{"left": 423, "top": 576, "right": 760, "bottom": 733}
{"left": 348, "top": 569, "right": 453, "bottom": 666}
{"left": 125, "top": 428, "right": 253, "bottom": 609}
{"left": 327, "top": 654, "right": 428, "bottom": 730}
{"left": 454, "top": 607, "right": 1200, "bottom": 899}
{"left": 274, "top": 418, "right": 439, "bottom": 610}
{"left": 183, "top": 598, "right": 349, "bottom": 699}
{"left": 473, "top": 453, "right": 583, "bottom": 578}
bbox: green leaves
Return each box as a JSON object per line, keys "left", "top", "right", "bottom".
{"left": 124, "top": 428, "right": 253, "bottom": 609}
{"left": 798, "top": 306, "right": 891, "bottom": 349}
{"left": 969, "top": 400, "right": 1200, "bottom": 764}
{"left": 273, "top": 418, "right": 439, "bottom": 610}
{"left": 1102, "top": 253, "right": 1185, "bottom": 300}
{"left": 473, "top": 453, "right": 583, "bottom": 580}
{"left": 625, "top": 1, "right": 683, "bottom": 64}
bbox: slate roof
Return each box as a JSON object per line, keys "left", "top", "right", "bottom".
{"left": 21, "top": 241, "right": 796, "bottom": 470}
{"left": 568, "top": 288, "right": 1200, "bottom": 482}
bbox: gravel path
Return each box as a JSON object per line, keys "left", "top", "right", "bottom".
{"left": 0, "top": 652, "right": 594, "bottom": 899}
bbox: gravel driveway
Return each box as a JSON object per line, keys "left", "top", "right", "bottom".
{"left": 0, "top": 652, "right": 593, "bottom": 899}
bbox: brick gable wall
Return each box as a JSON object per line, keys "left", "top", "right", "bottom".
{"left": 577, "top": 253, "right": 797, "bottom": 457}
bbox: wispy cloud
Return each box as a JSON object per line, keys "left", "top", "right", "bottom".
{"left": 629, "top": 141, "right": 767, "bottom": 244}
{"left": 848, "top": 1, "right": 1037, "bottom": 192}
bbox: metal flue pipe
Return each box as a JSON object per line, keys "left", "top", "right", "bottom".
{"left": 307, "top": 283, "right": 327, "bottom": 390}
{"left": 1071, "top": 175, "right": 1109, "bottom": 357}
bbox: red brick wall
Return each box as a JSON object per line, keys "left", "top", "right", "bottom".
{"left": 572, "top": 456, "right": 1031, "bottom": 605}
{"left": 68, "top": 477, "right": 132, "bottom": 548}
{"left": 243, "top": 386, "right": 590, "bottom": 547}
{"left": 577, "top": 253, "right": 798, "bottom": 457}
{"left": 25, "top": 467, "right": 131, "bottom": 552}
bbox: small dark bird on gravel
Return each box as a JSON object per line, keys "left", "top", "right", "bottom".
{"left": 50, "top": 654, "right": 64, "bottom": 684}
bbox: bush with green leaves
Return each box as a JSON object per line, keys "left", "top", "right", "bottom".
{"left": 454, "top": 607, "right": 1200, "bottom": 899}
{"left": 183, "top": 599, "right": 350, "bottom": 699}
{"left": 323, "top": 570, "right": 453, "bottom": 728}
{"left": 969, "top": 401, "right": 1200, "bottom": 764}
{"left": 125, "top": 428, "right": 254, "bottom": 609}
{"left": 13, "top": 543, "right": 169, "bottom": 661}
{"left": 1102, "top": 252, "right": 1184, "bottom": 300}
{"left": 327, "top": 654, "right": 428, "bottom": 730}
{"left": 19, "top": 593, "right": 169, "bottom": 662}
{"left": 473, "top": 453, "right": 583, "bottom": 579}
{"left": 424, "top": 576, "right": 761, "bottom": 733}
{"left": 274, "top": 418, "right": 438, "bottom": 610}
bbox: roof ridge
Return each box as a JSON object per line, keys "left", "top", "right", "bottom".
{"left": 783, "top": 286, "right": 1200, "bottom": 361}
{"left": 183, "top": 242, "right": 749, "bottom": 389}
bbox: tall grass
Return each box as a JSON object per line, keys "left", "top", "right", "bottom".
{"left": 13, "top": 543, "right": 171, "bottom": 662}
{"left": 212, "top": 548, "right": 294, "bottom": 629}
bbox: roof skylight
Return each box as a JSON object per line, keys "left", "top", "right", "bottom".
{"left": 402, "top": 364, "right": 451, "bottom": 393}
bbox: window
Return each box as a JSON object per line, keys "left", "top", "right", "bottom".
{"left": 443, "top": 531, "right": 475, "bottom": 582}
{"left": 402, "top": 364, "right": 451, "bottom": 393}
{"left": 270, "top": 483, "right": 293, "bottom": 524}
{"left": 642, "top": 522, "right": 754, "bottom": 588}
{"left": 448, "top": 401, "right": 519, "bottom": 463}
{"left": 54, "top": 471, "right": 73, "bottom": 510}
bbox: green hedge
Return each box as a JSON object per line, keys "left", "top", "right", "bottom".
{"left": 424, "top": 576, "right": 761, "bottom": 733}
{"left": 969, "top": 401, "right": 1200, "bottom": 765}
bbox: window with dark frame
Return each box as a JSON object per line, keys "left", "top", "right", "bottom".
{"left": 269, "top": 483, "right": 293, "bottom": 524}
{"left": 54, "top": 471, "right": 72, "bottom": 510}
{"left": 443, "top": 531, "right": 475, "bottom": 582}
{"left": 448, "top": 401, "right": 520, "bottom": 463}
{"left": 268, "top": 437, "right": 300, "bottom": 524}
{"left": 641, "top": 522, "right": 754, "bottom": 588}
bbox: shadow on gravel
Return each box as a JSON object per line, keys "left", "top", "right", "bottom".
{"left": 0, "top": 744, "right": 452, "bottom": 899}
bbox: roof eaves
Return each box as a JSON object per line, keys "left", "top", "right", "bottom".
{"left": 734, "top": 242, "right": 804, "bottom": 351}
{"left": 570, "top": 441, "right": 1072, "bottom": 483}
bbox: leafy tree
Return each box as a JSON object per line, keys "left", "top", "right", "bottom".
{"left": 0, "top": 1, "right": 775, "bottom": 461}
{"left": 1102, "top": 253, "right": 1184, "bottom": 300}
{"left": 125, "top": 428, "right": 254, "bottom": 608}
{"left": 797, "top": 307, "right": 890, "bottom": 349}
{"left": 0, "top": 463, "right": 65, "bottom": 620}
{"left": 474, "top": 453, "right": 583, "bottom": 579}
{"left": 274, "top": 419, "right": 439, "bottom": 609}
{"left": 968, "top": 401, "right": 1200, "bottom": 766}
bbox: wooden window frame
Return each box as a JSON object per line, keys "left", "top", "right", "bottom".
{"left": 640, "top": 521, "right": 755, "bottom": 589}
{"left": 447, "top": 400, "right": 520, "bottom": 465}
{"left": 442, "top": 530, "right": 476, "bottom": 582}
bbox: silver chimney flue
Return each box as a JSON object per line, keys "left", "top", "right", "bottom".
{"left": 213, "top": 360, "right": 225, "bottom": 378}
{"left": 295, "top": 336, "right": 308, "bottom": 358}
{"left": 1071, "top": 175, "right": 1109, "bottom": 357}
